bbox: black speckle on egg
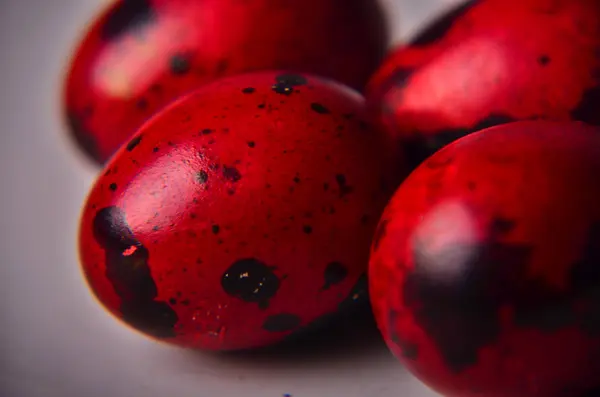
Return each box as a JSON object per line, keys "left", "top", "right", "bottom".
{"left": 262, "top": 313, "right": 302, "bottom": 332}
{"left": 302, "top": 225, "right": 313, "bottom": 234}
{"left": 92, "top": 206, "right": 178, "bottom": 338}
{"left": 272, "top": 73, "right": 307, "bottom": 96}
{"left": 101, "top": 0, "right": 156, "bottom": 40}
{"left": 211, "top": 224, "right": 220, "bottom": 235}
{"left": 169, "top": 53, "right": 191, "bottom": 75}
{"left": 490, "top": 218, "right": 516, "bottom": 235}
{"left": 538, "top": 55, "right": 551, "bottom": 66}
{"left": 221, "top": 258, "right": 280, "bottom": 308}
{"left": 335, "top": 174, "right": 353, "bottom": 196}
{"left": 215, "top": 59, "right": 229, "bottom": 74}
{"left": 242, "top": 87, "right": 256, "bottom": 94}
{"left": 196, "top": 170, "right": 209, "bottom": 184}
{"left": 109, "top": 183, "right": 118, "bottom": 192}
{"left": 247, "top": 141, "right": 256, "bottom": 148}
{"left": 405, "top": 222, "right": 535, "bottom": 374}
{"left": 136, "top": 98, "right": 148, "bottom": 110}
{"left": 126, "top": 135, "right": 142, "bottom": 151}
{"left": 223, "top": 165, "right": 242, "bottom": 183}
{"left": 201, "top": 128, "right": 213, "bottom": 135}
{"left": 322, "top": 261, "right": 348, "bottom": 290}
{"left": 311, "top": 103, "right": 330, "bottom": 114}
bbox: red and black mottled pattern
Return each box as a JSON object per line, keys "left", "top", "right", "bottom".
{"left": 369, "top": 121, "right": 600, "bottom": 397}
{"left": 63, "top": 0, "right": 388, "bottom": 164}
{"left": 78, "top": 71, "right": 400, "bottom": 351}
{"left": 366, "top": 0, "right": 600, "bottom": 170}
{"left": 92, "top": 206, "right": 178, "bottom": 337}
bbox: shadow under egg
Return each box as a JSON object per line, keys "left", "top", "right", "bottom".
{"left": 186, "top": 298, "right": 391, "bottom": 370}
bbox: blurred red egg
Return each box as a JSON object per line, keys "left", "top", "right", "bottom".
{"left": 366, "top": 0, "right": 600, "bottom": 169}
{"left": 64, "top": 0, "right": 388, "bottom": 164}
{"left": 369, "top": 120, "right": 600, "bottom": 397}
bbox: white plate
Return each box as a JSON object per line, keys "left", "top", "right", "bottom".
{"left": 0, "top": 1, "right": 462, "bottom": 396}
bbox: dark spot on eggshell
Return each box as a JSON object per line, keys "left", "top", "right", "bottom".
{"left": 66, "top": 111, "right": 100, "bottom": 161}
{"left": 242, "top": 87, "right": 256, "bottom": 94}
{"left": 403, "top": 113, "right": 517, "bottom": 170}
{"left": 195, "top": 170, "right": 208, "bottom": 184}
{"left": 126, "top": 135, "right": 142, "bottom": 151}
{"left": 222, "top": 165, "right": 242, "bottom": 182}
{"left": 538, "top": 55, "right": 551, "bottom": 66}
{"left": 272, "top": 74, "right": 307, "bottom": 96}
{"left": 302, "top": 225, "right": 313, "bottom": 234}
{"left": 490, "top": 218, "right": 516, "bottom": 235}
{"left": 262, "top": 313, "right": 302, "bottom": 332}
{"left": 276, "top": 273, "right": 371, "bottom": 346}
{"left": 201, "top": 128, "right": 213, "bottom": 135}
{"left": 109, "top": 183, "right": 118, "bottom": 191}
{"left": 136, "top": 98, "right": 148, "bottom": 110}
{"left": 405, "top": 219, "right": 536, "bottom": 374}
{"left": 247, "top": 141, "right": 255, "bottom": 148}
{"left": 221, "top": 258, "right": 280, "bottom": 308}
{"left": 335, "top": 174, "right": 353, "bottom": 196}
{"left": 571, "top": 86, "right": 600, "bottom": 125}
{"left": 410, "top": 0, "right": 478, "bottom": 46}
{"left": 169, "top": 53, "right": 191, "bottom": 75}
{"left": 92, "top": 206, "right": 178, "bottom": 338}
{"left": 311, "top": 103, "right": 330, "bottom": 114}
{"left": 215, "top": 59, "right": 229, "bottom": 74}
{"left": 211, "top": 224, "right": 220, "bottom": 235}
{"left": 101, "top": 0, "right": 156, "bottom": 40}
{"left": 322, "top": 261, "right": 348, "bottom": 290}
{"left": 357, "top": 120, "right": 369, "bottom": 131}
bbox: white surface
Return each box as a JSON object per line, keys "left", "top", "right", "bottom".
{"left": 0, "top": 1, "right": 461, "bottom": 396}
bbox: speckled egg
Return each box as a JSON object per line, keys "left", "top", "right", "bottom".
{"left": 369, "top": 120, "right": 600, "bottom": 397}
{"left": 78, "top": 71, "right": 400, "bottom": 351}
{"left": 366, "top": 0, "right": 600, "bottom": 169}
{"left": 64, "top": 0, "right": 388, "bottom": 164}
